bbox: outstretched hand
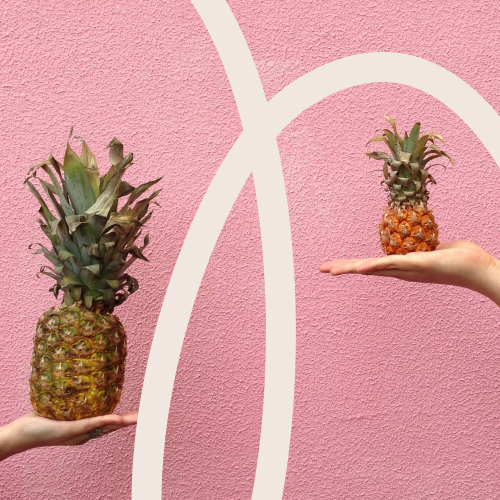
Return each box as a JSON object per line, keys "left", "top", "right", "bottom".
{"left": 0, "top": 410, "right": 138, "bottom": 461}
{"left": 319, "top": 241, "right": 500, "bottom": 306}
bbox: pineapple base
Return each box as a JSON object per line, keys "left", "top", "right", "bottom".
{"left": 379, "top": 204, "right": 439, "bottom": 256}
{"left": 29, "top": 304, "right": 127, "bottom": 421}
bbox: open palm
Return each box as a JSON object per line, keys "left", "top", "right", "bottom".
{"left": 319, "top": 241, "right": 500, "bottom": 304}
{"left": 1, "top": 411, "right": 137, "bottom": 461}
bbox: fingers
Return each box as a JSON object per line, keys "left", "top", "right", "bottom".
{"left": 47, "top": 413, "right": 126, "bottom": 441}
{"left": 320, "top": 252, "right": 438, "bottom": 277}
{"left": 319, "top": 258, "right": 379, "bottom": 275}
{"left": 99, "top": 424, "right": 126, "bottom": 436}
{"left": 318, "top": 261, "right": 335, "bottom": 273}
{"left": 319, "top": 256, "right": 410, "bottom": 276}
{"left": 115, "top": 411, "right": 138, "bottom": 426}
{"left": 60, "top": 415, "right": 122, "bottom": 437}
{"left": 61, "top": 411, "right": 138, "bottom": 445}
{"left": 76, "top": 411, "right": 138, "bottom": 433}
{"left": 99, "top": 412, "right": 138, "bottom": 435}
{"left": 355, "top": 254, "right": 417, "bottom": 274}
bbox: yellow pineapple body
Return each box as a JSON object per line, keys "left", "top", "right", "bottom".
{"left": 379, "top": 205, "right": 439, "bottom": 255}
{"left": 30, "top": 304, "right": 126, "bottom": 421}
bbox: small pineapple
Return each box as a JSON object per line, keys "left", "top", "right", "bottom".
{"left": 366, "top": 116, "right": 453, "bottom": 255}
{"left": 26, "top": 130, "right": 161, "bottom": 420}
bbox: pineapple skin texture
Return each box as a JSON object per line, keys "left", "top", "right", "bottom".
{"left": 380, "top": 205, "right": 439, "bottom": 255}
{"left": 29, "top": 304, "right": 127, "bottom": 421}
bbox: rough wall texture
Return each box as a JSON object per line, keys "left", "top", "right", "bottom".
{"left": 1, "top": 0, "right": 500, "bottom": 499}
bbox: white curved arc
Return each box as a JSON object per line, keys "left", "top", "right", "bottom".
{"left": 132, "top": 0, "right": 296, "bottom": 498}
{"left": 190, "top": 0, "right": 267, "bottom": 122}
{"left": 167, "top": 1, "right": 297, "bottom": 499}
{"left": 267, "top": 52, "right": 500, "bottom": 164}
{"left": 190, "top": 3, "right": 298, "bottom": 498}
{"left": 132, "top": 134, "right": 256, "bottom": 499}
{"left": 132, "top": 17, "right": 500, "bottom": 500}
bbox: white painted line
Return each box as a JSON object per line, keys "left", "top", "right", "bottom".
{"left": 133, "top": 0, "right": 297, "bottom": 497}
{"left": 267, "top": 53, "right": 500, "bottom": 164}
{"left": 132, "top": 133, "right": 256, "bottom": 499}
{"left": 132, "top": 7, "right": 500, "bottom": 500}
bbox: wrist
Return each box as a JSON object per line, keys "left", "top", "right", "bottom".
{"left": 0, "top": 423, "right": 21, "bottom": 461}
{"left": 474, "top": 256, "right": 500, "bottom": 307}
{"left": 0, "top": 419, "right": 33, "bottom": 461}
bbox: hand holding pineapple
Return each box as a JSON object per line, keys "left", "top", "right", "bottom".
{"left": 27, "top": 131, "right": 160, "bottom": 421}
{"left": 319, "top": 241, "right": 500, "bottom": 307}
{"left": 0, "top": 411, "right": 137, "bottom": 462}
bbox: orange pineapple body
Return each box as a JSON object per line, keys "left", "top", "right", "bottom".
{"left": 380, "top": 205, "right": 439, "bottom": 255}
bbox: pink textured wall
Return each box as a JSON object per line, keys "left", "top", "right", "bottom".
{"left": 1, "top": 0, "right": 500, "bottom": 498}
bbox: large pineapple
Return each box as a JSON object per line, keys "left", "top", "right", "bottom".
{"left": 366, "top": 116, "right": 453, "bottom": 255}
{"left": 26, "top": 130, "right": 160, "bottom": 420}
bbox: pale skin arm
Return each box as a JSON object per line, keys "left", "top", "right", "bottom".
{"left": 0, "top": 411, "right": 138, "bottom": 462}
{"left": 319, "top": 241, "right": 500, "bottom": 307}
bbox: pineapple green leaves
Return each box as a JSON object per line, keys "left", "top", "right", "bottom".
{"left": 366, "top": 116, "right": 453, "bottom": 207}
{"left": 26, "top": 132, "right": 162, "bottom": 312}
{"left": 63, "top": 136, "right": 95, "bottom": 214}
{"left": 366, "top": 116, "right": 454, "bottom": 167}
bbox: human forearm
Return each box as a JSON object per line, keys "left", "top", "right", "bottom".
{"left": 472, "top": 256, "right": 500, "bottom": 307}
{"left": 0, "top": 422, "right": 28, "bottom": 462}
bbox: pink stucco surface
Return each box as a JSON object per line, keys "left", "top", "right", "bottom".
{"left": 1, "top": 0, "right": 500, "bottom": 498}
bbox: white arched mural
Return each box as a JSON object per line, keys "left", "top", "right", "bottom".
{"left": 132, "top": 1, "right": 500, "bottom": 498}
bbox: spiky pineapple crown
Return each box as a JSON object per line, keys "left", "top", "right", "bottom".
{"left": 366, "top": 116, "right": 453, "bottom": 207}
{"left": 26, "top": 130, "right": 161, "bottom": 313}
